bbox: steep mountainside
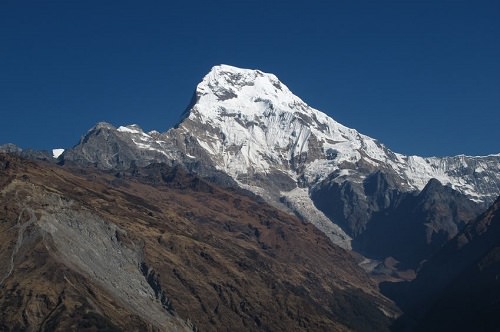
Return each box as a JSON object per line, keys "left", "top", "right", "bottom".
{"left": 61, "top": 65, "right": 500, "bottom": 259}
{"left": 382, "top": 196, "right": 500, "bottom": 331}
{"left": 315, "top": 177, "right": 482, "bottom": 269}
{"left": 0, "top": 153, "right": 399, "bottom": 331}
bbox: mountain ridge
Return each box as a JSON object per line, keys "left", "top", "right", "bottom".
{"left": 9, "top": 64, "right": 500, "bottom": 258}
{"left": 61, "top": 64, "right": 499, "bottom": 203}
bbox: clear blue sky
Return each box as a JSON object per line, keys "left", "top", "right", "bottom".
{"left": 1, "top": 0, "right": 499, "bottom": 157}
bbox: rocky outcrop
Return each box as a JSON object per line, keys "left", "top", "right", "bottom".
{"left": 312, "top": 173, "right": 482, "bottom": 269}
{"left": 61, "top": 122, "right": 174, "bottom": 170}
{"left": 311, "top": 171, "right": 403, "bottom": 237}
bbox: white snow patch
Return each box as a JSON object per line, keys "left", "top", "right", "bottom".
{"left": 52, "top": 148, "right": 65, "bottom": 158}
{"left": 117, "top": 126, "right": 141, "bottom": 134}
{"left": 131, "top": 140, "right": 169, "bottom": 156}
{"left": 475, "top": 166, "right": 485, "bottom": 173}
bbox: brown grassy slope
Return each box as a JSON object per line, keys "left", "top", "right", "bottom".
{"left": 0, "top": 154, "right": 190, "bottom": 332}
{"left": 0, "top": 154, "right": 398, "bottom": 331}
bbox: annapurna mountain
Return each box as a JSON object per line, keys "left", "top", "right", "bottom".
{"left": 61, "top": 65, "right": 500, "bottom": 263}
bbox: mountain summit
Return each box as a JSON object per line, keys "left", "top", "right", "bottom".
{"left": 182, "top": 65, "right": 385, "bottom": 181}
{"left": 196, "top": 64, "right": 298, "bottom": 107}
{"left": 62, "top": 65, "right": 500, "bottom": 256}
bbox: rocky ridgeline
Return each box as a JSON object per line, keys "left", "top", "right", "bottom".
{"left": 56, "top": 65, "right": 500, "bottom": 271}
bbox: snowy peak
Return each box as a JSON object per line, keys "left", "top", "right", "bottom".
{"left": 192, "top": 65, "right": 309, "bottom": 120}
{"left": 183, "top": 67, "right": 315, "bottom": 177}
{"left": 182, "top": 65, "right": 390, "bottom": 185}
{"left": 198, "top": 65, "right": 291, "bottom": 99}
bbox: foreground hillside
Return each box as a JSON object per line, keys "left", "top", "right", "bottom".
{"left": 0, "top": 153, "right": 398, "bottom": 331}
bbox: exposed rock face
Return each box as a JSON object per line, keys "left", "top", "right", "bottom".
{"left": 62, "top": 122, "right": 174, "bottom": 170}
{"left": 59, "top": 66, "right": 500, "bottom": 257}
{"left": 0, "top": 153, "right": 399, "bottom": 331}
{"left": 359, "top": 178, "right": 482, "bottom": 269}
{"left": 382, "top": 196, "right": 500, "bottom": 331}
{"left": 312, "top": 174, "right": 483, "bottom": 269}
{"left": 62, "top": 122, "right": 238, "bottom": 189}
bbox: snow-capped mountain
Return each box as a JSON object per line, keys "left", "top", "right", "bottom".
{"left": 176, "top": 65, "right": 499, "bottom": 201}
{"left": 62, "top": 65, "right": 500, "bottom": 253}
